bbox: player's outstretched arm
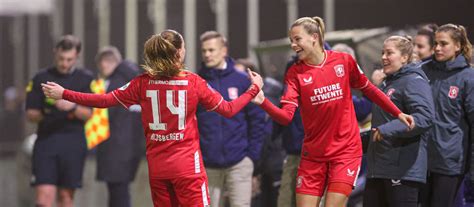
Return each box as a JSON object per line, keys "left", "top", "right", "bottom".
{"left": 42, "top": 81, "right": 119, "bottom": 108}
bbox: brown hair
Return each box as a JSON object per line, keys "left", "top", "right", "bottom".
{"left": 142, "top": 30, "right": 184, "bottom": 78}
{"left": 200, "top": 30, "right": 227, "bottom": 47}
{"left": 55, "top": 35, "right": 82, "bottom": 53}
{"left": 290, "top": 16, "right": 326, "bottom": 52}
{"left": 436, "top": 24, "right": 473, "bottom": 63}
{"left": 96, "top": 46, "right": 122, "bottom": 63}
{"left": 384, "top": 35, "right": 414, "bottom": 64}
{"left": 417, "top": 24, "right": 438, "bottom": 49}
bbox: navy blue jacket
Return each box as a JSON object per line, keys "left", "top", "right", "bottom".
{"left": 422, "top": 55, "right": 474, "bottom": 176}
{"left": 197, "top": 57, "right": 266, "bottom": 168}
{"left": 367, "top": 63, "right": 434, "bottom": 183}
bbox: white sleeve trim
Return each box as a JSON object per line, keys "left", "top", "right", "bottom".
{"left": 112, "top": 91, "right": 129, "bottom": 109}
{"left": 281, "top": 100, "right": 298, "bottom": 107}
{"left": 208, "top": 97, "right": 224, "bottom": 112}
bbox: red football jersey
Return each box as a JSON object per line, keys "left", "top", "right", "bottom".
{"left": 112, "top": 71, "right": 225, "bottom": 179}
{"left": 282, "top": 50, "right": 369, "bottom": 161}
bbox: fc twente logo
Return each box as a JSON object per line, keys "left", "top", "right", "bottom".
{"left": 448, "top": 86, "right": 459, "bottom": 99}
{"left": 386, "top": 88, "right": 396, "bottom": 97}
{"left": 334, "top": 64, "right": 345, "bottom": 77}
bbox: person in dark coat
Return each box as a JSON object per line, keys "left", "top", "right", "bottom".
{"left": 420, "top": 24, "right": 474, "bottom": 207}
{"left": 95, "top": 46, "right": 144, "bottom": 207}
{"left": 363, "top": 36, "right": 434, "bottom": 207}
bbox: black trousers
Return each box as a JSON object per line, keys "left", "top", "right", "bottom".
{"left": 363, "top": 178, "right": 422, "bottom": 207}
{"left": 107, "top": 182, "right": 131, "bottom": 207}
{"left": 420, "top": 172, "right": 464, "bottom": 207}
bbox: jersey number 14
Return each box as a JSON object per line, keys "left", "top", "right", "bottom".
{"left": 146, "top": 90, "right": 186, "bottom": 131}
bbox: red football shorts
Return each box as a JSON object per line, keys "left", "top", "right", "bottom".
{"left": 295, "top": 156, "right": 361, "bottom": 197}
{"left": 149, "top": 172, "right": 210, "bottom": 207}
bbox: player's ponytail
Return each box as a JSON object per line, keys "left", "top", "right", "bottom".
{"left": 143, "top": 30, "right": 185, "bottom": 78}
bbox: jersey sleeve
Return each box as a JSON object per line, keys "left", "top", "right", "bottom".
{"left": 110, "top": 77, "right": 141, "bottom": 109}
{"left": 196, "top": 75, "right": 260, "bottom": 118}
{"left": 259, "top": 68, "right": 299, "bottom": 125}
{"left": 345, "top": 54, "right": 401, "bottom": 117}
{"left": 347, "top": 54, "right": 370, "bottom": 89}
{"left": 196, "top": 75, "right": 226, "bottom": 111}
{"left": 280, "top": 66, "right": 300, "bottom": 107}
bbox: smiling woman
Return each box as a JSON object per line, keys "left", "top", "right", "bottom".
{"left": 251, "top": 16, "right": 415, "bottom": 207}
{"left": 364, "top": 35, "right": 434, "bottom": 207}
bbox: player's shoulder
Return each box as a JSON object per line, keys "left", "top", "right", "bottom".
{"left": 327, "top": 50, "right": 352, "bottom": 61}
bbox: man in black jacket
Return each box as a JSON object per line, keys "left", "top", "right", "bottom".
{"left": 94, "top": 46, "right": 144, "bottom": 207}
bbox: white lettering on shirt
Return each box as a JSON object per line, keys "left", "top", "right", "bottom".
{"left": 310, "top": 83, "right": 343, "bottom": 105}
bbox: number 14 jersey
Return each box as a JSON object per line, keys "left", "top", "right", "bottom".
{"left": 112, "top": 71, "right": 227, "bottom": 179}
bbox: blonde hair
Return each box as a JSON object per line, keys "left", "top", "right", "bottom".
{"left": 142, "top": 30, "right": 185, "bottom": 78}
{"left": 437, "top": 24, "right": 473, "bottom": 63}
{"left": 290, "top": 16, "right": 326, "bottom": 51}
{"left": 384, "top": 35, "right": 414, "bottom": 64}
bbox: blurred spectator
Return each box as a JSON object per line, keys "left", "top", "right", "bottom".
{"left": 413, "top": 24, "right": 438, "bottom": 63}
{"left": 371, "top": 69, "right": 386, "bottom": 86}
{"left": 93, "top": 46, "right": 144, "bottom": 207}
{"left": 25, "top": 35, "right": 93, "bottom": 207}
{"left": 332, "top": 43, "right": 356, "bottom": 58}
{"left": 1, "top": 86, "right": 25, "bottom": 153}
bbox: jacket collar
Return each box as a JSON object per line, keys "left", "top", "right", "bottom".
{"left": 198, "top": 57, "right": 236, "bottom": 79}
{"left": 431, "top": 55, "right": 470, "bottom": 71}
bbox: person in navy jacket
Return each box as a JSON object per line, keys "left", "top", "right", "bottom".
{"left": 421, "top": 24, "right": 474, "bottom": 207}
{"left": 197, "top": 31, "right": 266, "bottom": 207}
{"left": 364, "top": 36, "right": 435, "bottom": 207}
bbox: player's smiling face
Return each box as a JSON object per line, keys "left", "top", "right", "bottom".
{"left": 289, "top": 26, "right": 318, "bottom": 62}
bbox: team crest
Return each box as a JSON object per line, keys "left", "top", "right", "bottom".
{"left": 296, "top": 176, "right": 303, "bottom": 188}
{"left": 386, "top": 88, "right": 396, "bottom": 97}
{"left": 228, "top": 87, "right": 239, "bottom": 100}
{"left": 334, "top": 64, "right": 345, "bottom": 77}
{"left": 448, "top": 86, "right": 459, "bottom": 99}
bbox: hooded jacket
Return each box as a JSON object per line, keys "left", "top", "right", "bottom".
{"left": 197, "top": 57, "right": 266, "bottom": 168}
{"left": 422, "top": 55, "right": 474, "bottom": 176}
{"left": 367, "top": 63, "right": 434, "bottom": 183}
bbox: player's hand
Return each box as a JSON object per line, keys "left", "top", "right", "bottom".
{"left": 251, "top": 90, "right": 265, "bottom": 105}
{"left": 41, "top": 81, "right": 65, "bottom": 100}
{"left": 372, "top": 128, "right": 383, "bottom": 141}
{"left": 247, "top": 68, "right": 264, "bottom": 90}
{"left": 398, "top": 113, "right": 415, "bottom": 130}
